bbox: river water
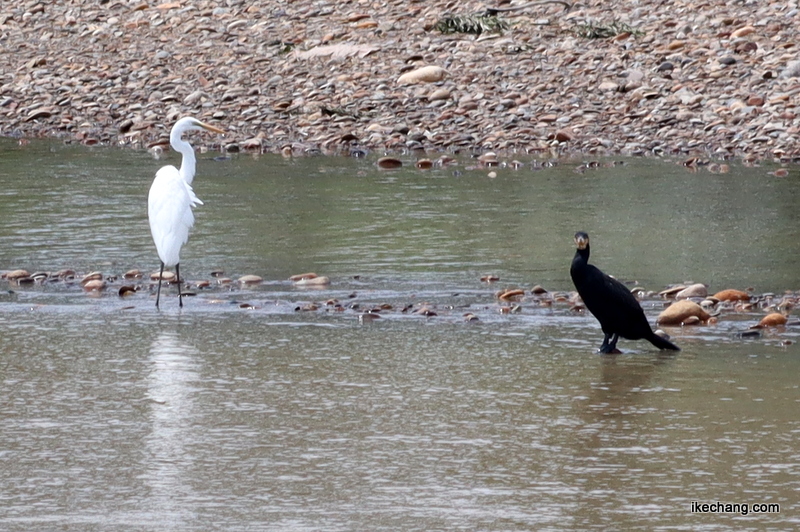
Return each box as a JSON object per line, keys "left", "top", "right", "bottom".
{"left": 0, "top": 139, "right": 798, "bottom": 530}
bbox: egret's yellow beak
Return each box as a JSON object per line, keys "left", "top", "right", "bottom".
{"left": 195, "top": 120, "right": 224, "bottom": 135}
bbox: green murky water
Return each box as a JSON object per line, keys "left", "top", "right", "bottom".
{"left": 0, "top": 138, "right": 798, "bottom": 530}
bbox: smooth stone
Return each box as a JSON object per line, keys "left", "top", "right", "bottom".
{"left": 675, "top": 283, "right": 707, "bottom": 299}
{"left": 712, "top": 289, "right": 750, "bottom": 302}
{"left": 659, "top": 285, "right": 686, "bottom": 298}
{"left": 294, "top": 276, "right": 330, "bottom": 286}
{"left": 397, "top": 65, "right": 446, "bottom": 85}
{"left": 731, "top": 25, "right": 755, "bottom": 38}
{"left": 4, "top": 269, "right": 30, "bottom": 280}
{"left": 123, "top": 269, "right": 142, "bottom": 279}
{"left": 118, "top": 285, "right": 136, "bottom": 297}
{"left": 81, "top": 271, "right": 103, "bottom": 284}
{"left": 753, "top": 313, "right": 788, "bottom": 328}
{"left": 554, "top": 129, "right": 573, "bottom": 142}
{"left": 151, "top": 271, "right": 176, "bottom": 282}
{"left": 428, "top": 88, "right": 451, "bottom": 101}
{"left": 82, "top": 279, "right": 107, "bottom": 291}
{"left": 289, "top": 272, "right": 318, "bottom": 281}
{"left": 497, "top": 288, "right": 524, "bottom": 301}
{"left": 377, "top": 156, "right": 402, "bottom": 169}
{"left": 657, "top": 300, "right": 711, "bottom": 326}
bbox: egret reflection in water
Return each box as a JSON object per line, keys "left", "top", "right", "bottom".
{"left": 144, "top": 331, "right": 201, "bottom": 524}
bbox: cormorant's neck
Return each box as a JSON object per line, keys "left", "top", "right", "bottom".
{"left": 574, "top": 245, "right": 590, "bottom": 262}
{"left": 571, "top": 245, "right": 590, "bottom": 274}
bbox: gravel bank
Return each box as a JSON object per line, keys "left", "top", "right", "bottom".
{"left": 2, "top": 0, "right": 799, "bottom": 160}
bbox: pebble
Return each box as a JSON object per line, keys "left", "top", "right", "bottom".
{"left": 119, "top": 285, "right": 137, "bottom": 297}
{"left": 81, "top": 271, "right": 103, "bottom": 284}
{"left": 289, "top": 272, "right": 319, "bottom": 282}
{"left": 294, "top": 276, "right": 330, "bottom": 287}
{"left": 712, "top": 289, "right": 750, "bottom": 302}
{"left": 554, "top": 129, "right": 574, "bottom": 143}
{"left": 659, "top": 285, "right": 686, "bottom": 298}
{"left": 731, "top": 25, "right": 756, "bottom": 38}
{"left": 397, "top": 65, "right": 447, "bottom": 85}
{"left": 4, "top": 269, "right": 30, "bottom": 281}
{"left": 377, "top": 157, "right": 403, "bottom": 169}
{"left": 656, "top": 300, "right": 712, "bottom": 326}
{"left": 753, "top": 312, "right": 788, "bottom": 328}
{"left": 82, "top": 279, "right": 106, "bottom": 292}
{"left": 151, "top": 271, "right": 176, "bottom": 282}
{"left": 1, "top": 1, "right": 800, "bottom": 160}
{"left": 497, "top": 288, "right": 525, "bottom": 301}
{"left": 123, "top": 269, "right": 143, "bottom": 279}
{"left": 675, "top": 283, "right": 708, "bottom": 299}
{"left": 427, "top": 89, "right": 451, "bottom": 102}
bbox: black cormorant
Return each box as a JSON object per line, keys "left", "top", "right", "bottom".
{"left": 570, "top": 231, "right": 680, "bottom": 353}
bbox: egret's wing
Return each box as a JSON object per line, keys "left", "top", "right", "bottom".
{"left": 147, "top": 165, "right": 203, "bottom": 266}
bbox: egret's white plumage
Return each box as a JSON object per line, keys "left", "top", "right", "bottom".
{"left": 148, "top": 117, "right": 223, "bottom": 308}
{"left": 148, "top": 166, "right": 203, "bottom": 267}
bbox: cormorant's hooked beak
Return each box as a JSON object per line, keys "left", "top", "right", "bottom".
{"left": 574, "top": 232, "right": 589, "bottom": 250}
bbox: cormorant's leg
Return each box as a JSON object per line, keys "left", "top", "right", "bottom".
{"left": 176, "top": 263, "right": 183, "bottom": 308}
{"left": 607, "top": 333, "right": 620, "bottom": 353}
{"left": 599, "top": 333, "right": 621, "bottom": 354}
{"left": 599, "top": 333, "right": 612, "bottom": 353}
{"left": 156, "top": 261, "right": 164, "bottom": 309}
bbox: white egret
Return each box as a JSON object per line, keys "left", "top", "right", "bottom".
{"left": 148, "top": 117, "right": 224, "bottom": 308}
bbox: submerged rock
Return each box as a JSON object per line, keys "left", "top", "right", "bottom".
{"left": 752, "top": 313, "right": 788, "bottom": 328}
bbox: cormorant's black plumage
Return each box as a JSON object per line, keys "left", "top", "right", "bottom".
{"left": 570, "top": 232, "right": 680, "bottom": 353}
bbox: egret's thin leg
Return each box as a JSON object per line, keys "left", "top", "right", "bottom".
{"left": 176, "top": 263, "right": 183, "bottom": 308}
{"left": 156, "top": 261, "right": 164, "bottom": 309}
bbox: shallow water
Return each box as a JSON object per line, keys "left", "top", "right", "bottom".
{"left": 0, "top": 139, "right": 798, "bottom": 530}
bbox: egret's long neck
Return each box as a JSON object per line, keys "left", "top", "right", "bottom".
{"left": 171, "top": 133, "right": 196, "bottom": 184}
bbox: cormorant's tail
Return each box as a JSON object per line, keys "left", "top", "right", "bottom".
{"left": 648, "top": 332, "right": 680, "bottom": 351}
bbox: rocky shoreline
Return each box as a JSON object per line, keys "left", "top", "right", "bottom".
{"left": 2, "top": 0, "right": 800, "bottom": 161}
